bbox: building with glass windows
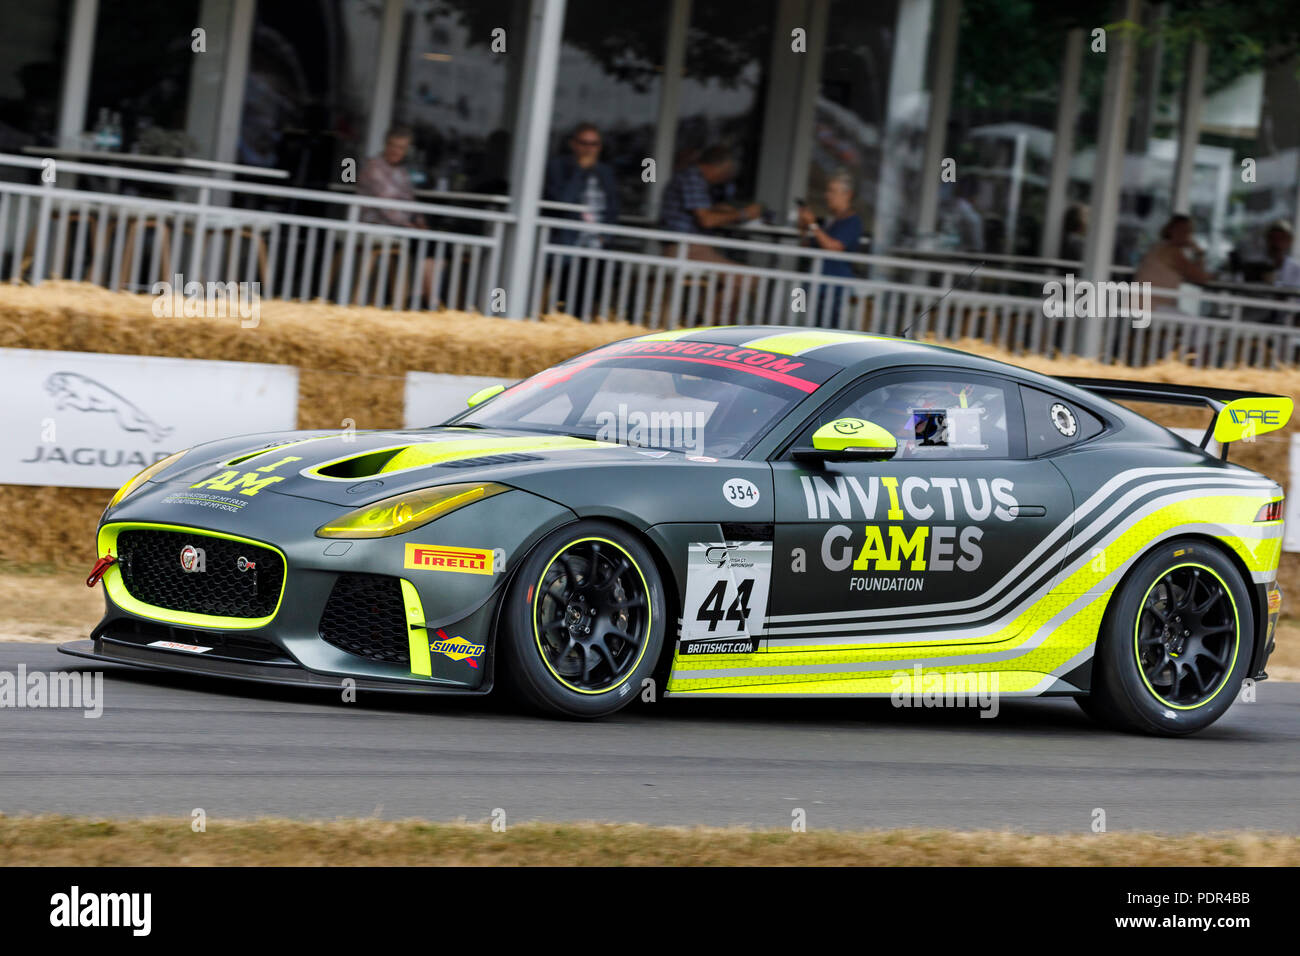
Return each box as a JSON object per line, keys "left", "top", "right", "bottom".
{"left": 2, "top": 0, "right": 1299, "bottom": 354}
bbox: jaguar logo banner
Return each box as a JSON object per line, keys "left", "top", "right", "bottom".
{"left": 0, "top": 348, "right": 298, "bottom": 489}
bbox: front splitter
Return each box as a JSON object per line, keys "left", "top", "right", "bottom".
{"left": 57, "top": 638, "right": 485, "bottom": 697}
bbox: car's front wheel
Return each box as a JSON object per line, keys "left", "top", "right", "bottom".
{"left": 1080, "top": 539, "right": 1254, "bottom": 736}
{"left": 500, "top": 520, "right": 666, "bottom": 718}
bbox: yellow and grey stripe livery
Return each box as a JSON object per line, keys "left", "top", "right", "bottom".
{"left": 666, "top": 467, "right": 1281, "bottom": 698}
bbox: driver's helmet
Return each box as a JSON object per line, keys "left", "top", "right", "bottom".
{"left": 895, "top": 383, "right": 980, "bottom": 443}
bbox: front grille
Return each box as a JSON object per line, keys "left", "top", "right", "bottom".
{"left": 116, "top": 529, "right": 284, "bottom": 619}
{"left": 318, "top": 573, "right": 411, "bottom": 665}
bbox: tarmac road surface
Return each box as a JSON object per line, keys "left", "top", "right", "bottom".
{"left": 1, "top": 643, "right": 1296, "bottom": 832}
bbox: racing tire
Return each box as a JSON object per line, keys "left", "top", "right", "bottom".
{"left": 1079, "top": 539, "right": 1254, "bottom": 736}
{"left": 500, "top": 520, "right": 666, "bottom": 718}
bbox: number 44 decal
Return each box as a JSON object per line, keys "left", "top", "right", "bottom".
{"left": 696, "top": 577, "right": 755, "bottom": 631}
{"left": 679, "top": 541, "right": 772, "bottom": 653}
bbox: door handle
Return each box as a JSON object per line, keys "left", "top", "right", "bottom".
{"left": 1008, "top": 504, "right": 1047, "bottom": 518}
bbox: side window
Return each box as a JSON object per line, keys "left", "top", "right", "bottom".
{"left": 1020, "top": 386, "right": 1104, "bottom": 456}
{"left": 801, "top": 373, "right": 1017, "bottom": 460}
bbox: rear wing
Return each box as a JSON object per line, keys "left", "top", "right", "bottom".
{"left": 1063, "top": 376, "right": 1293, "bottom": 459}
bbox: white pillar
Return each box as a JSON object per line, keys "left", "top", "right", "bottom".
{"left": 916, "top": 0, "right": 961, "bottom": 244}
{"left": 755, "top": 0, "right": 810, "bottom": 216}
{"left": 1003, "top": 131, "right": 1027, "bottom": 254}
{"left": 648, "top": 0, "right": 691, "bottom": 220}
{"left": 1170, "top": 38, "right": 1207, "bottom": 214}
{"left": 784, "top": 0, "right": 830, "bottom": 216}
{"left": 212, "top": 0, "right": 256, "bottom": 166}
{"left": 56, "top": 0, "right": 98, "bottom": 149}
{"left": 503, "top": 0, "right": 567, "bottom": 318}
{"left": 1293, "top": 162, "right": 1300, "bottom": 244}
{"left": 365, "top": 0, "right": 407, "bottom": 158}
{"left": 872, "top": 0, "right": 933, "bottom": 254}
{"left": 1079, "top": 0, "right": 1140, "bottom": 358}
{"left": 1040, "top": 28, "right": 1084, "bottom": 260}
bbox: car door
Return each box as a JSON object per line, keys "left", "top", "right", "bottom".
{"left": 767, "top": 369, "right": 1075, "bottom": 653}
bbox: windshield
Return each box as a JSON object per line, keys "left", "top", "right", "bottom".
{"left": 455, "top": 339, "right": 840, "bottom": 459}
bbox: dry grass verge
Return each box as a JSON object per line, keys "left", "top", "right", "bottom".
{"left": 1, "top": 815, "right": 1297, "bottom": 866}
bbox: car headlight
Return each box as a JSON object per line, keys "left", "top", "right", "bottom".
{"left": 106, "top": 450, "right": 189, "bottom": 511}
{"left": 315, "top": 482, "right": 509, "bottom": 538}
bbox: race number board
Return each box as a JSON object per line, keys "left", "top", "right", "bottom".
{"left": 679, "top": 541, "right": 772, "bottom": 655}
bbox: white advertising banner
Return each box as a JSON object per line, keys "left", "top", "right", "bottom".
{"left": 404, "top": 372, "right": 511, "bottom": 428}
{"left": 0, "top": 349, "right": 299, "bottom": 489}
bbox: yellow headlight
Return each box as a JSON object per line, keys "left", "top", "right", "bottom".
{"left": 315, "top": 482, "right": 508, "bottom": 538}
{"left": 106, "top": 450, "right": 189, "bottom": 510}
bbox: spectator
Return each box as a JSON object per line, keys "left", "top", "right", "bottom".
{"left": 952, "top": 178, "right": 984, "bottom": 253}
{"left": 797, "top": 171, "right": 863, "bottom": 327}
{"left": 1060, "top": 203, "right": 1087, "bottom": 262}
{"left": 541, "top": 122, "right": 621, "bottom": 316}
{"left": 471, "top": 129, "right": 512, "bottom": 195}
{"left": 543, "top": 122, "right": 620, "bottom": 247}
{"left": 1265, "top": 220, "right": 1300, "bottom": 289}
{"left": 1135, "top": 214, "right": 1212, "bottom": 312}
{"left": 358, "top": 125, "right": 424, "bottom": 227}
{"left": 357, "top": 125, "right": 438, "bottom": 305}
{"left": 658, "top": 143, "right": 762, "bottom": 263}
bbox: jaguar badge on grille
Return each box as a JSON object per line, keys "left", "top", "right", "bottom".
{"left": 236, "top": 556, "right": 256, "bottom": 572}
{"left": 179, "top": 545, "right": 206, "bottom": 573}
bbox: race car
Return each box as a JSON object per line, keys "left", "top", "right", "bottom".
{"left": 60, "top": 326, "right": 1291, "bottom": 735}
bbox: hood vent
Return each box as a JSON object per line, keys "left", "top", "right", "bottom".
{"left": 439, "top": 453, "right": 542, "bottom": 468}
{"left": 316, "top": 449, "right": 404, "bottom": 478}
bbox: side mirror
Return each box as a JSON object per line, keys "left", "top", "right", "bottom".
{"left": 793, "top": 418, "right": 897, "bottom": 463}
{"left": 466, "top": 383, "right": 506, "bottom": 408}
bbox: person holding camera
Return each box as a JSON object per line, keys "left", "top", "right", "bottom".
{"left": 797, "top": 171, "right": 863, "bottom": 327}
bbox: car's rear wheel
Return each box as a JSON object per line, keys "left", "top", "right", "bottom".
{"left": 500, "top": 520, "right": 665, "bottom": 718}
{"left": 1079, "top": 539, "right": 1253, "bottom": 736}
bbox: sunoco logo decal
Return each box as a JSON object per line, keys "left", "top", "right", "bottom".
{"left": 430, "top": 628, "right": 484, "bottom": 667}
{"left": 405, "top": 544, "right": 494, "bottom": 575}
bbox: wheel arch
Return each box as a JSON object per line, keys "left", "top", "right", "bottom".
{"left": 487, "top": 513, "right": 682, "bottom": 686}
{"left": 1107, "top": 532, "right": 1255, "bottom": 620}
{"left": 1071, "top": 531, "right": 1258, "bottom": 696}
{"left": 574, "top": 514, "right": 683, "bottom": 683}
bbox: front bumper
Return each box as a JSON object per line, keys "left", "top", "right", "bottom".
{"left": 75, "top": 486, "right": 577, "bottom": 694}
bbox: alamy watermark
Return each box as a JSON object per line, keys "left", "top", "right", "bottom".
{"left": 0, "top": 665, "right": 103, "bottom": 718}
{"left": 594, "top": 403, "right": 707, "bottom": 455}
{"left": 1042, "top": 273, "right": 1153, "bottom": 328}
{"left": 152, "top": 274, "right": 261, "bottom": 328}
{"left": 50, "top": 886, "right": 150, "bottom": 935}
{"left": 890, "top": 665, "right": 1000, "bottom": 718}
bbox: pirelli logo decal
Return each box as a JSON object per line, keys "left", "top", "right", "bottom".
{"left": 404, "top": 543, "right": 494, "bottom": 575}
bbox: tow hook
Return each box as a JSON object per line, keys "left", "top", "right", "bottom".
{"left": 86, "top": 553, "right": 117, "bottom": 588}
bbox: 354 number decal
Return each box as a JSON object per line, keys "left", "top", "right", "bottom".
{"left": 722, "top": 477, "right": 760, "bottom": 508}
